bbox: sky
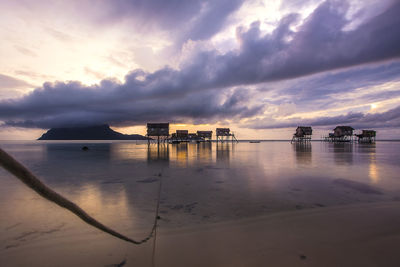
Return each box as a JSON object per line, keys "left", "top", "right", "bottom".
{"left": 0, "top": 0, "right": 400, "bottom": 140}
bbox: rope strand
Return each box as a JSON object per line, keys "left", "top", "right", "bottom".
{"left": 0, "top": 147, "right": 162, "bottom": 245}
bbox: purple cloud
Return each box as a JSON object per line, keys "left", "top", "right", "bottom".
{"left": 246, "top": 105, "right": 400, "bottom": 129}
{"left": 1, "top": 0, "right": 400, "bottom": 129}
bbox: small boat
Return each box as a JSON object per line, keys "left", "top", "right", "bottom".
{"left": 249, "top": 141, "right": 260, "bottom": 143}
{"left": 171, "top": 140, "right": 180, "bottom": 144}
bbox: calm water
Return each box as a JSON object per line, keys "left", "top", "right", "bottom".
{"left": 1, "top": 141, "right": 400, "bottom": 264}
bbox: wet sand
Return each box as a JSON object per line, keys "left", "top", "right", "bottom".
{"left": 2, "top": 141, "right": 400, "bottom": 266}
{"left": 2, "top": 201, "right": 400, "bottom": 266}
{"left": 156, "top": 201, "right": 400, "bottom": 267}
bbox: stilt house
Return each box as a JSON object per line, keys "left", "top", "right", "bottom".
{"left": 334, "top": 126, "right": 354, "bottom": 137}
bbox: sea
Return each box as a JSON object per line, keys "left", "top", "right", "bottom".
{"left": 1, "top": 140, "right": 400, "bottom": 265}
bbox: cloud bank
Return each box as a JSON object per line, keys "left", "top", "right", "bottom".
{"left": 246, "top": 105, "right": 400, "bottom": 129}
{"left": 1, "top": 0, "right": 400, "bottom": 130}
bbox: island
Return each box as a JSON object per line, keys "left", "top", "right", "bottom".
{"left": 37, "top": 125, "right": 149, "bottom": 140}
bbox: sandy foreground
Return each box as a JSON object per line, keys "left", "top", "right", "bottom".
{"left": 2, "top": 201, "right": 400, "bottom": 267}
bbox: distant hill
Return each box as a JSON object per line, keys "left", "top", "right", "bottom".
{"left": 38, "top": 125, "right": 149, "bottom": 140}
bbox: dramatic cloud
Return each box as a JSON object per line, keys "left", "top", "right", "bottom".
{"left": 105, "top": 0, "right": 244, "bottom": 44}
{"left": 0, "top": 79, "right": 262, "bottom": 128}
{"left": 1, "top": 0, "right": 400, "bottom": 132}
{"left": 10, "top": 0, "right": 243, "bottom": 45}
{"left": 262, "top": 61, "right": 400, "bottom": 111}
{"left": 215, "top": 0, "right": 400, "bottom": 85}
{"left": 246, "top": 105, "right": 400, "bottom": 129}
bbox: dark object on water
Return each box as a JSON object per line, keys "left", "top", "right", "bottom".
{"left": 249, "top": 141, "right": 260, "bottom": 143}
{"left": 299, "top": 254, "right": 307, "bottom": 260}
{"left": 157, "top": 216, "right": 161, "bottom": 220}
{"left": 107, "top": 259, "right": 127, "bottom": 267}
{"left": 81, "top": 146, "right": 89, "bottom": 151}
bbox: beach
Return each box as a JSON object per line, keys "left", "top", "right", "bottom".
{"left": 1, "top": 141, "right": 400, "bottom": 266}
{"left": 2, "top": 202, "right": 400, "bottom": 266}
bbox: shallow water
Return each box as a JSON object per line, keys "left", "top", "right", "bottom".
{"left": 1, "top": 141, "right": 400, "bottom": 265}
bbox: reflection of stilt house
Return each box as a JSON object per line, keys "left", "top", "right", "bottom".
{"left": 291, "top": 126, "right": 312, "bottom": 143}
{"left": 293, "top": 142, "right": 312, "bottom": 165}
{"left": 324, "top": 126, "right": 354, "bottom": 142}
{"left": 355, "top": 130, "right": 376, "bottom": 143}
{"left": 147, "top": 144, "right": 169, "bottom": 163}
{"left": 216, "top": 128, "right": 238, "bottom": 143}
{"left": 197, "top": 141, "right": 212, "bottom": 159}
{"left": 331, "top": 142, "right": 353, "bottom": 165}
{"left": 147, "top": 123, "right": 169, "bottom": 144}
{"left": 216, "top": 142, "right": 231, "bottom": 162}
{"left": 197, "top": 131, "right": 212, "bottom": 142}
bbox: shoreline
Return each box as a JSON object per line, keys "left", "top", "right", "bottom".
{"left": 155, "top": 201, "right": 400, "bottom": 267}
{"left": 2, "top": 201, "right": 400, "bottom": 266}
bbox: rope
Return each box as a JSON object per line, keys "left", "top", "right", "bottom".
{"left": 152, "top": 171, "right": 163, "bottom": 267}
{"left": 0, "top": 147, "right": 162, "bottom": 245}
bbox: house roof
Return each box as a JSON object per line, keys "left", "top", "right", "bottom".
{"left": 334, "top": 126, "right": 354, "bottom": 131}
{"left": 297, "top": 126, "right": 312, "bottom": 130}
{"left": 147, "top": 123, "right": 169, "bottom": 128}
{"left": 296, "top": 126, "right": 312, "bottom": 134}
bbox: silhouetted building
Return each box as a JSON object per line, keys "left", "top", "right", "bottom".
{"left": 324, "top": 126, "right": 354, "bottom": 142}
{"left": 188, "top": 133, "right": 198, "bottom": 140}
{"left": 356, "top": 130, "right": 376, "bottom": 143}
{"left": 216, "top": 128, "right": 238, "bottom": 143}
{"left": 147, "top": 123, "right": 169, "bottom": 144}
{"left": 291, "top": 126, "right": 312, "bottom": 143}
{"left": 170, "top": 130, "right": 202, "bottom": 143}
{"left": 197, "top": 131, "right": 212, "bottom": 141}
{"left": 334, "top": 126, "right": 354, "bottom": 137}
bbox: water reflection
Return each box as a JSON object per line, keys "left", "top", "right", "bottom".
{"left": 147, "top": 144, "right": 169, "bottom": 164}
{"left": 45, "top": 142, "right": 112, "bottom": 162}
{"left": 171, "top": 143, "right": 189, "bottom": 167}
{"left": 2, "top": 140, "right": 400, "bottom": 264}
{"left": 111, "top": 143, "right": 147, "bottom": 161}
{"left": 292, "top": 143, "right": 312, "bottom": 165}
{"left": 330, "top": 143, "right": 354, "bottom": 165}
{"left": 369, "top": 159, "right": 379, "bottom": 183}
{"left": 216, "top": 143, "right": 232, "bottom": 163}
{"left": 196, "top": 142, "right": 212, "bottom": 162}
{"left": 356, "top": 144, "right": 379, "bottom": 183}
{"left": 76, "top": 183, "right": 132, "bottom": 226}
